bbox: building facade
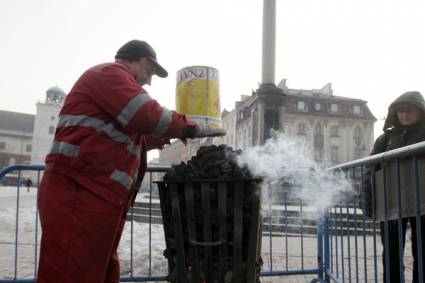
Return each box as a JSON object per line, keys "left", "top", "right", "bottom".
{"left": 0, "top": 110, "right": 35, "bottom": 170}
{"left": 158, "top": 80, "right": 376, "bottom": 167}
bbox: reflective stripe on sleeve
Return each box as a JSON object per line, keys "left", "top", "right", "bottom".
{"left": 127, "top": 143, "right": 139, "bottom": 156}
{"left": 116, "top": 94, "right": 153, "bottom": 127}
{"left": 150, "top": 108, "right": 172, "bottom": 136}
{"left": 57, "top": 115, "right": 140, "bottom": 156}
{"left": 49, "top": 141, "right": 80, "bottom": 157}
{"left": 110, "top": 169, "right": 133, "bottom": 190}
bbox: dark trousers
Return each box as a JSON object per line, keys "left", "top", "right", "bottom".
{"left": 380, "top": 216, "right": 425, "bottom": 283}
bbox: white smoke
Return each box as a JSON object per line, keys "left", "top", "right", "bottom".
{"left": 236, "top": 132, "right": 353, "bottom": 214}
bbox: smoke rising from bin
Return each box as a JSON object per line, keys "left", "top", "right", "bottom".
{"left": 236, "top": 132, "right": 353, "bottom": 213}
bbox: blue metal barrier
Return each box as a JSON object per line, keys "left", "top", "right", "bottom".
{"left": 5, "top": 139, "right": 425, "bottom": 283}
{"left": 326, "top": 141, "right": 425, "bottom": 282}
{"left": 0, "top": 164, "right": 44, "bottom": 283}
{"left": 0, "top": 164, "right": 324, "bottom": 282}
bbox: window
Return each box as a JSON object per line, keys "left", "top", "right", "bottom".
{"left": 26, "top": 144, "right": 32, "bottom": 152}
{"left": 49, "top": 126, "right": 55, "bottom": 135}
{"left": 314, "top": 135, "right": 324, "bottom": 148}
{"left": 297, "top": 123, "right": 306, "bottom": 135}
{"left": 331, "top": 147, "right": 339, "bottom": 162}
{"left": 330, "top": 103, "right": 339, "bottom": 113}
{"left": 0, "top": 141, "right": 5, "bottom": 150}
{"left": 352, "top": 105, "right": 362, "bottom": 115}
{"left": 296, "top": 101, "right": 307, "bottom": 111}
{"left": 314, "top": 123, "right": 323, "bottom": 135}
{"left": 314, "top": 123, "right": 324, "bottom": 150}
{"left": 331, "top": 125, "right": 339, "bottom": 137}
{"left": 314, "top": 148, "right": 324, "bottom": 161}
{"left": 354, "top": 125, "right": 363, "bottom": 146}
{"left": 314, "top": 102, "right": 321, "bottom": 111}
{"left": 354, "top": 126, "right": 362, "bottom": 137}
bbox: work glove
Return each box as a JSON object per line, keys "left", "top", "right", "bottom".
{"left": 178, "top": 123, "right": 226, "bottom": 139}
{"left": 194, "top": 123, "right": 226, "bottom": 138}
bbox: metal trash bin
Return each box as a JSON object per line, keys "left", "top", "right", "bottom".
{"left": 375, "top": 157, "right": 425, "bottom": 221}
{"left": 156, "top": 178, "right": 262, "bottom": 283}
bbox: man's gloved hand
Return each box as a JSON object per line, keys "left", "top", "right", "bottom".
{"left": 194, "top": 123, "right": 226, "bottom": 138}
{"left": 178, "top": 123, "right": 226, "bottom": 139}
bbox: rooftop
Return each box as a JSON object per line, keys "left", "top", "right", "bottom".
{"left": 0, "top": 110, "right": 35, "bottom": 133}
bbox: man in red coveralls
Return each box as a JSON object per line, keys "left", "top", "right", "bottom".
{"left": 37, "top": 40, "right": 225, "bottom": 283}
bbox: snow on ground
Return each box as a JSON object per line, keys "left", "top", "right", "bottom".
{"left": 0, "top": 186, "right": 167, "bottom": 279}
{"left": 0, "top": 205, "right": 167, "bottom": 279}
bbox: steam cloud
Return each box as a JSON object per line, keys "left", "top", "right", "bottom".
{"left": 236, "top": 132, "right": 353, "bottom": 214}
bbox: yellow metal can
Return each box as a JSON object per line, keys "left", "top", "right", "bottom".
{"left": 176, "top": 66, "right": 221, "bottom": 128}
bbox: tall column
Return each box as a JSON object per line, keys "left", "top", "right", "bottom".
{"left": 261, "top": 0, "right": 276, "bottom": 85}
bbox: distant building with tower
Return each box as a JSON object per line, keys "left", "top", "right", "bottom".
{"left": 30, "top": 86, "right": 66, "bottom": 165}
{"left": 0, "top": 86, "right": 66, "bottom": 183}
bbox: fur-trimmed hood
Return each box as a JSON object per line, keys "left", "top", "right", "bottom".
{"left": 383, "top": 91, "right": 425, "bottom": 130}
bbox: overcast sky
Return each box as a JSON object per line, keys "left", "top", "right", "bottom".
{"left": 1, "top": 0, "right": 424, "bottom": 139}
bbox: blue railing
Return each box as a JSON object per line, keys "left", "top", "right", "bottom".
{"left": 0, "top": 164, "right": 323, "bottom": 282}
{"left": 325, "top": 140, "right": 425, "bottom": 282}
{"left": 3, "top": 138, "right": 424, "bottom": 283}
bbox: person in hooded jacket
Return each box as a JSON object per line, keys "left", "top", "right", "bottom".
{"left": 365, "top": 91, "right": 425, "bottom": 283}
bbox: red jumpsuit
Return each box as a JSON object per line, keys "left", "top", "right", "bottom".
{"left": 37, "top": 63, "right": 195, "bottom": 283}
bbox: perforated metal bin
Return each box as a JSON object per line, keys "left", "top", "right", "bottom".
{"left": 156, "top": 178, "right": 262, "bottom": 283}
